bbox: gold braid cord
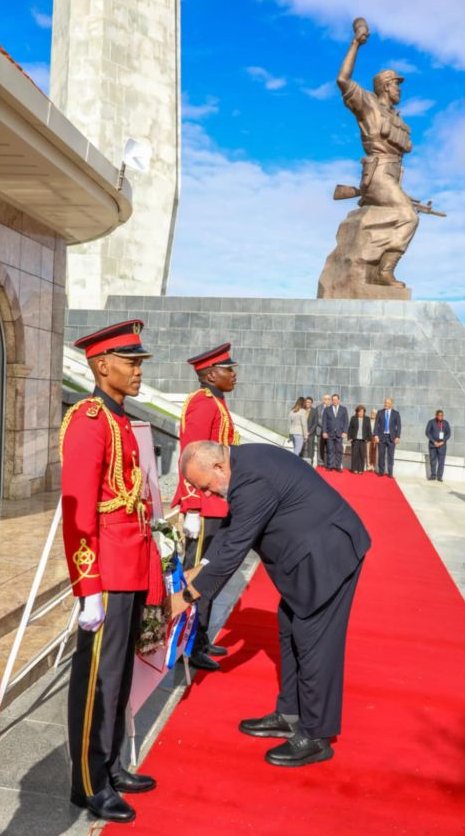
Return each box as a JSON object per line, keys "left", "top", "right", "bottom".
{"left": 180, "top": 389, "right": 240, "bottom": 446}
{"left": 71, "top": 538, "right": 99, "bottom": 586}
{"left": 60, "top": 397, "right": 143, "bottom": 517}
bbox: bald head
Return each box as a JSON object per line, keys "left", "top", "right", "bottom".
{"left": 180, "top": 441, "right": 231, "bottom": 498}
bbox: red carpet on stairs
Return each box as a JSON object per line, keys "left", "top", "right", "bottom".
{"left": 106, "top": 471, "right": 465, "bottom": 835}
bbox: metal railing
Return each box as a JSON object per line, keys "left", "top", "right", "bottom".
{"left": 0, "top": 500, "right": 79, "bottom": 710}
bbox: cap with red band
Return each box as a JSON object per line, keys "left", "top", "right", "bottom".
{"left": 74, "top": 319, "right": 152, "bottom": 359}
{"left": 187, "top": 342, "right": 237, "bottom": 371}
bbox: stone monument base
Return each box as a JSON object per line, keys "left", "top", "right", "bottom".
{"left": 66, "top": 298, "right": 465, "bottom": 459}
{"left": 318, "top": 205, "right": 412, "bottom": 300}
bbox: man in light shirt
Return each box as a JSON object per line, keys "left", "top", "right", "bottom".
{"left": 374, "top": 398, "right": 401, "bottom": 478}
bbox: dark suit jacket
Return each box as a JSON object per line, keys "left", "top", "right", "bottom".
{"left": 322, "top": 405, "right": 349, "bottom": 438}
{"left": 307, "top": 407, "right": 318, "bottom": 436}
{"left": 425, "top": 418, "right": 451, "bottom": 446}
{"left": 348, "top": 415, "right": 372, "bottom": 442}
{"left": 374, "top": 408, "right": 401, "bottom": 442}
{"left": 193, "top": 445, "right": 371, "bottom": 618}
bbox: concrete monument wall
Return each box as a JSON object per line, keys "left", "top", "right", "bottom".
{"left": 66, "top": 298, "right": 465, "bottom": 459}
{"left": 51, "top": 0, "right": 180, "bottom": 309}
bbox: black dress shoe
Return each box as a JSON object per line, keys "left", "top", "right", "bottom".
{"left": 239, "top": 711, "right": 298, "bottom": 738}
{"left": 111, "top": 767, "right": 156, "bottom": 793}
{"left": 265, "top": 733, "right": 334, "bottom": 767}
{"left": 189, "top": 651, "right": 220, "bottom": 671}
{"left": 70, "top": 786, "right": 136, "bottom": 822}
{"left": 207, "top": 643, "right": 228, "bottom": 657}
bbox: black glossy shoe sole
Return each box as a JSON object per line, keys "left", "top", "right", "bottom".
{"left": 70, "top": 792, "right": 136, "bottom": 822}
{"left": 265, "top": 745, "right": 334, "bottom": 767}
{"left": 239, "top": 724, "right": 295, "bottom": 739}
{"left": 111, "top": 781, "right": 156, "bottom": 794}
{"left": 207, "top": 646, "right": 228, "bottom": 657}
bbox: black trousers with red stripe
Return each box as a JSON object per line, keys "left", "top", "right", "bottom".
{"left": 68, "top": 590, "right": 146, "bottom": 798}
{"left": 184, "top": 516, "right": 224, "bottom": 651}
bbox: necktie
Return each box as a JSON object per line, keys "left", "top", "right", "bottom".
{"left": 384, "top": 411, "right": 390, "bottom": 433}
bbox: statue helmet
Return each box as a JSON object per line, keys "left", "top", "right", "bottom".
{"left": 373, "top": 69, "right": 404, "bottom": 95}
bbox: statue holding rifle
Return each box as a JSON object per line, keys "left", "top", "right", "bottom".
{"left": 317, "top": 17, "right": 445, "bottom": 299}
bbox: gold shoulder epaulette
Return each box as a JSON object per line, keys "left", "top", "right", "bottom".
{"left": 59, "top": 397, "right": 103, "bottom": 461}
{"left": 180, "top": 388, "right": 207, "bottom": 432}
{"left": 85, "top": 401, "right": 102, "bottom": 418}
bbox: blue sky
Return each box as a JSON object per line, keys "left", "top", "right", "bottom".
{"left": 3, "top": 1, "right": 465, "bottom": 321}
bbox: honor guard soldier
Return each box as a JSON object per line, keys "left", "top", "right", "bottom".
{"left": 172, "top": 343, "right": 239, "bottom": 670}
{"left": 60, "top": 320, "right": 163, "bottom": 824}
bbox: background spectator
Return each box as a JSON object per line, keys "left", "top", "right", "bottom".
{"left": 289, "top": 397, "right": 308, "bottom": 456}
{"left": 302, "top": 396, "right": 318, "bottom": 464}
{"left": 367, "top": 408, "right": 378, "bottom": 471}
{"left": 374, "top": 398, "right": 401, "bottom": 478}
{"left": 426, "top": 410, "right": 451, "bottom": 482}
{"left": 316, "top": 394, "right": 331, "bottom": 466}
{"left": 322, "top": 393, "right": 349, "bottom": 472}
{"left": 348, "top": 405, "right": 372, "bottom": 474}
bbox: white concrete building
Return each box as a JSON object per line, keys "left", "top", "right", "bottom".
{"left": 50, "top": 0, "right": 180, "bottom": 309}
{"left": 0, "top": 48, "right": 131, "bottom": 498}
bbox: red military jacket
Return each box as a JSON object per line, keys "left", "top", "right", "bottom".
{"left": 60, "top": 388, "right": 163, "bottom": 602}
{"left": 172, "top": 384, "right": 239, "bottom": 517}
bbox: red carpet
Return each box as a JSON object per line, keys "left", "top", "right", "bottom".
{"left": 106, "top": 471, "right": 465, "bottom": 835}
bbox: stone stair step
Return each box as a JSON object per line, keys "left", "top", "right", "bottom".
{"left": 0, "top": 594, "right": 76, "bottom": 710}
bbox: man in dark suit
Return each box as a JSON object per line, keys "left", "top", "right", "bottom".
{"left": 374, "top": 398, "right": 401, "bottom": 477}
{"left": 168, "top": 441, "right": 371, "bottom": 768}
{"left": 316, "top": 393, "right": 331, "bottom": 466}
{"left": 425, "top": 410, "right": 451, "bottom": 482}
{"left": 303, "top": 396, "right": 318, "bottom": 464}
{"left": 322, "top": 393, "right": 349, "bottom": 471}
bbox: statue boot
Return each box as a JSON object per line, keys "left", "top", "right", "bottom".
{"left": 372, "top": 251, "right": 406, "bottom": 288}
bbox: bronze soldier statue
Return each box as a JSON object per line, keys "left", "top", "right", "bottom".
{"left": 318, "top": 18, "right": 444, "bottom": 299}
{"left": 337, "top": 18, "right": 419, "bottom": 287}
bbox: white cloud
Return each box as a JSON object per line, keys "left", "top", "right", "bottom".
{"left": 400, "top": 97, "right": 435, "bottom": 117}
{"left": 246, "top": 66, "right": 287, "bottom": 91}
{"left": 415, "top": 99, "right": 465, "bottom": 182}
{"left": 21, "top": 62, "right": 50, "bottom": 94}
{"left": 182, "top": 94, "right": 219, "bottom": 121}
{"left": 168, "top": 103, "right": 465, "bottom": 325}
{"left": 31, "top": 7, "right": 52, "bottom": 29}
{"left": 389, "top": 58, "right": 420, "bottom": 75}
{"left": 302, "top": 81, "right": 336, "bottom": 100}
{"left": 274, "top": 0, "right": 465, "bottom": 70}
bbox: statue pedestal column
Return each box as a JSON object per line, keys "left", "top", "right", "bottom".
{"left": 318, "top": 205, "right": 412, "bottom": 300}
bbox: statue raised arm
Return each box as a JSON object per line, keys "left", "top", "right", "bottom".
{"left": 318, "top": 18, "right": 429, "bottom": 298}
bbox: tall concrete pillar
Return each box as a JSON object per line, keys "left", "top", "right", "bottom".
{"left": 50, "top": 0, "right": 180, "bottom": 309}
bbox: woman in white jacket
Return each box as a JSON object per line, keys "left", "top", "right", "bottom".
{"left": 288, "top": 397, "right": 308, "bottom": 456}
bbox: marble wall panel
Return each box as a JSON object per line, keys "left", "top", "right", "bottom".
{"left": 0, "top": 202, "right": 66, "bottom": 498}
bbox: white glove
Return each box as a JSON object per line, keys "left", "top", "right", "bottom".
{"left": 183, "top": 511, "right": 201, "bottom": 540}
{"left": 78, "top": 592, "right": 105, "bottom": 632}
